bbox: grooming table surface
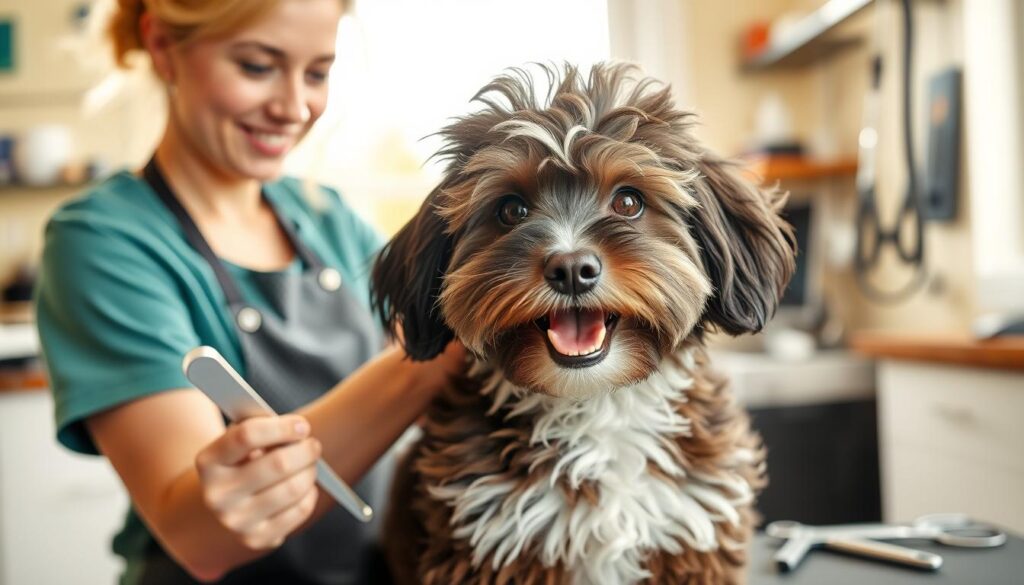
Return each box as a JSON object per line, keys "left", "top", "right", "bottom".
{"left": 748, "top": 532, "right": 1024, "bottom": 584}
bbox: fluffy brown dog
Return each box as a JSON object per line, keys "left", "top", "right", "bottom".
{"left": 372, "top": 63, "right": 794, "bottom": 585}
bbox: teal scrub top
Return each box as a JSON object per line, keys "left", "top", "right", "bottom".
{"left": 34, "top": 170, "right": 384, "bottom": 582}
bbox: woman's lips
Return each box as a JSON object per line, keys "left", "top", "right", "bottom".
{"left": 240, "top": 124, "right": 294, "bottom": 157}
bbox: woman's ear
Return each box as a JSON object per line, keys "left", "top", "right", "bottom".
{"left": 139, "top": 11, "right": 175, "bottom": 85}
{"left": 690, "top": 155, "right": 796, "bottom": 335}
{"left": 371, "top": 186, "right": 455, "bottom": 360}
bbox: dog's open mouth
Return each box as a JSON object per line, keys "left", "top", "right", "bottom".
{"left": 536, "top": 308, "right": 618, "bottom": 368}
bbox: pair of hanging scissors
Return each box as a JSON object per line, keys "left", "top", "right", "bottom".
{"left": 767, "top": 513, "right": 1007, "bottom": 572}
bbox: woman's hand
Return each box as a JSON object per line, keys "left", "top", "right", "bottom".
{"left": 392, "top": 322, "right": 467, "bottom": 377}
{"left": 434, "top": 339, "right": 468, "bottom": 378}
{"left": 194, "top": 414, "right": 321, "bottom": 551}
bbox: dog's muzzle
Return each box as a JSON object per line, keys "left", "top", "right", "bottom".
{"left": 537, "top": 250, "right": 619, "bottom": 368}
{"left": 543, "top": 250, "right": 602, "bottom": 296}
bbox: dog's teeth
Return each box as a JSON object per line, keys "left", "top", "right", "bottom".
{"left": 547, "top": 329, "right": 559, "bottom": 353}
{"left": 547, "top": 321, "right": 610, "bottom": 358}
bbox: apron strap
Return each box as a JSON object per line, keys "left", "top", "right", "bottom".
{"left": 142, "top": 157, "right": 327, "bottom": 307}
{"left": 143, "top": 158, "right": 246, "bottom": 306}
{"left": 264, "top": 194, "right": 324, "bottom": 271}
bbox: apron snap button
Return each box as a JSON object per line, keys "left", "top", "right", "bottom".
{"left": 318, "top": 268, "right": 342, "bottom": 292}
{"left": 236, "top": 307, "right": 263, "bottom": 333}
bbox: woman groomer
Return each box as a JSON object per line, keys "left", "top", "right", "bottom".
{"left": 34, "top": 0, "right": 461, "bottom": 583}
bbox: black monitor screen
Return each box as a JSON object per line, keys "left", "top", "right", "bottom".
{"left": 780, "top": 202, "right": 811, "bottom": 307}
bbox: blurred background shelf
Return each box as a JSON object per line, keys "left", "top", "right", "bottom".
{"left": 0, "top": 182, "right": 92, "bottom": 195}
{"left": 0, "top": 89, "right": 88, "bottom": 108}
{"left": 742, "top": 0, "right": 873, "bottom": 71}
{"left": 744, "top": 155, "right": 858, "bottom": 182}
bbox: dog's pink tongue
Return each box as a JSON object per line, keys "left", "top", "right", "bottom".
{"left": 547, "top": 308, "right": 606, "bottom": 356}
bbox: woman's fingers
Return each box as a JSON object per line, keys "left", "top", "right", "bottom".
{"left": 219, "top": 464, "right": 319, "bottom": 535}
{"left": 197, "top": 415, "right": 310, "bottom": 472}
{"left": 201, "top": 437, "right": 321, "bottom": 512}
{"left": 194, "top": 413, "right": 325, "bottom": 548}
{"left": 239, "top": 488, "right": 320, "bottom": 551}
{"left": 438, "top": 339, "right": 468, "bottom": 376}
{"left": 217, "top": 438, "right": 322, "bottom": 506}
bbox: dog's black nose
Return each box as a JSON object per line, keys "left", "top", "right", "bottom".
{"left": 544, "top": 251, "right": 602, "bottom": 296}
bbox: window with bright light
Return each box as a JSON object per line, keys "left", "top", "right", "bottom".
{"left": 285, "top": 0, "right": 611, "bottom": 235}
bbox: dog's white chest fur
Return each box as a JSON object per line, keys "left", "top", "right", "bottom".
{"left": 426, "top": 350, "right": 754, "bottom": 585}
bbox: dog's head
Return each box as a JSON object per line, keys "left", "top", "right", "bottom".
{"left": 373, "top": 63, "right": 794, "bottom": 398}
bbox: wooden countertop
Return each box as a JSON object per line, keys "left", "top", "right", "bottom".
{"left": 850, "top": 332, "right": 1024, "bottom": 371}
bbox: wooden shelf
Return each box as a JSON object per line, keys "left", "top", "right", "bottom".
{"left": 0, "top": 366, "right": 47, "bottom": 393}
{"left": 743, "top": 0, "right": 873, "bottom": 71}
{"left": 0, "top": 89, "right": 88, "bottom": 108}
{"left": 850, "top": 331, "right": 1024, "bottom": 371}
{"left": 0, "top": 181, "right": 93, "bottom": 195}
{"left": 743, "top": 155, "right": 857, "bottom": 182}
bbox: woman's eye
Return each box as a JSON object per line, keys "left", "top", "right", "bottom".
{"left": 497, "top": 196, "right": 529, "bottom": 226}
{"left": 306, "top": 69, "right": 330, "bottom": 85}
{"left": 611, "top": 188, "right": 644, "bottom": 219}
{"left": 239, "top": 61, "right": 273, "bottom": 76}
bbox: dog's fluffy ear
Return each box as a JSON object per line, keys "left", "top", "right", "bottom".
{"left": 371, "top": 186, "right": 455, "bottom": 360}
{"left": 690, "top": 155, "right": 796, "bottom": 335}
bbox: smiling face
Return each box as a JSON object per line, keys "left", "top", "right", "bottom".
{"left": 159, "top": 0, "right": 341, "bottom": 181}
{"left": 373, "top": 64, "right": 795, "bottom": 399}
{"left": 436, "top": 131, "right": 713, "bottom": 397}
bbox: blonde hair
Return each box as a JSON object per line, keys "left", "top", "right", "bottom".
{"left": 107, "top": 0, "right": 350, "bottom": 69}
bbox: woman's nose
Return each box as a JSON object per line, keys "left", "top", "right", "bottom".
{"left": 269, "top": 74, "right": 311, "bottom": 124}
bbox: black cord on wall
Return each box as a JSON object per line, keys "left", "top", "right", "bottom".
{"left": 854, "top": 0, "right": 928, "bottom": 303}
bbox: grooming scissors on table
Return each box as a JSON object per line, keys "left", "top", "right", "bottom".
{"left": 767, "top": 513, "right": 1006, "bottom": 572}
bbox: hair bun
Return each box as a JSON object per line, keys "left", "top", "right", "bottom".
{"left": 108, "top": 0, "right": 145, "bottom": 68}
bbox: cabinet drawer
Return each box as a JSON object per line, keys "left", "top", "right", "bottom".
{"left": 1, "top": 391, "right": 127, "bottom": 585}
{"left": 878, "top": 363, "right": 1024, "bottom": 476}
{"left": 882, "top": 439, "right": 1024, "bottom": 532}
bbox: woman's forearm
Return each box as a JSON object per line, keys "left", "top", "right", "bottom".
{"left": 155, "top": 467, "right": 275, "bottom": 581}
{"left": 142, "top": 344, "right": 457, "bottom": 580}
{"left": 300, "top": 344, "right": 452, "bottom": 485}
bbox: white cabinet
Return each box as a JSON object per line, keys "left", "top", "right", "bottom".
{"left": 876, "top": 362, "right": 1024, "bottom": 533}
{"left": 0, "top": 390, "right": 128, "bottom": 585}
{"left": 0, "top": 325, "right": 38, "bottom": 362}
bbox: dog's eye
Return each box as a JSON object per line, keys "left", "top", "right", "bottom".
{"left": 497, "top": 196, "right": 529, "bottom": 226}
{"left": 611, "top": 188, "right": 644, "bottom": 219}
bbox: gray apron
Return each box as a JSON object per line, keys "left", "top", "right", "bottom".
{"left": 139, "top": 159, "right": 392, "bottom": 585}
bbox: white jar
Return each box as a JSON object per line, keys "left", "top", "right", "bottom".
{"left": 14, "top": 124, "right": 74, "bottom": 187}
